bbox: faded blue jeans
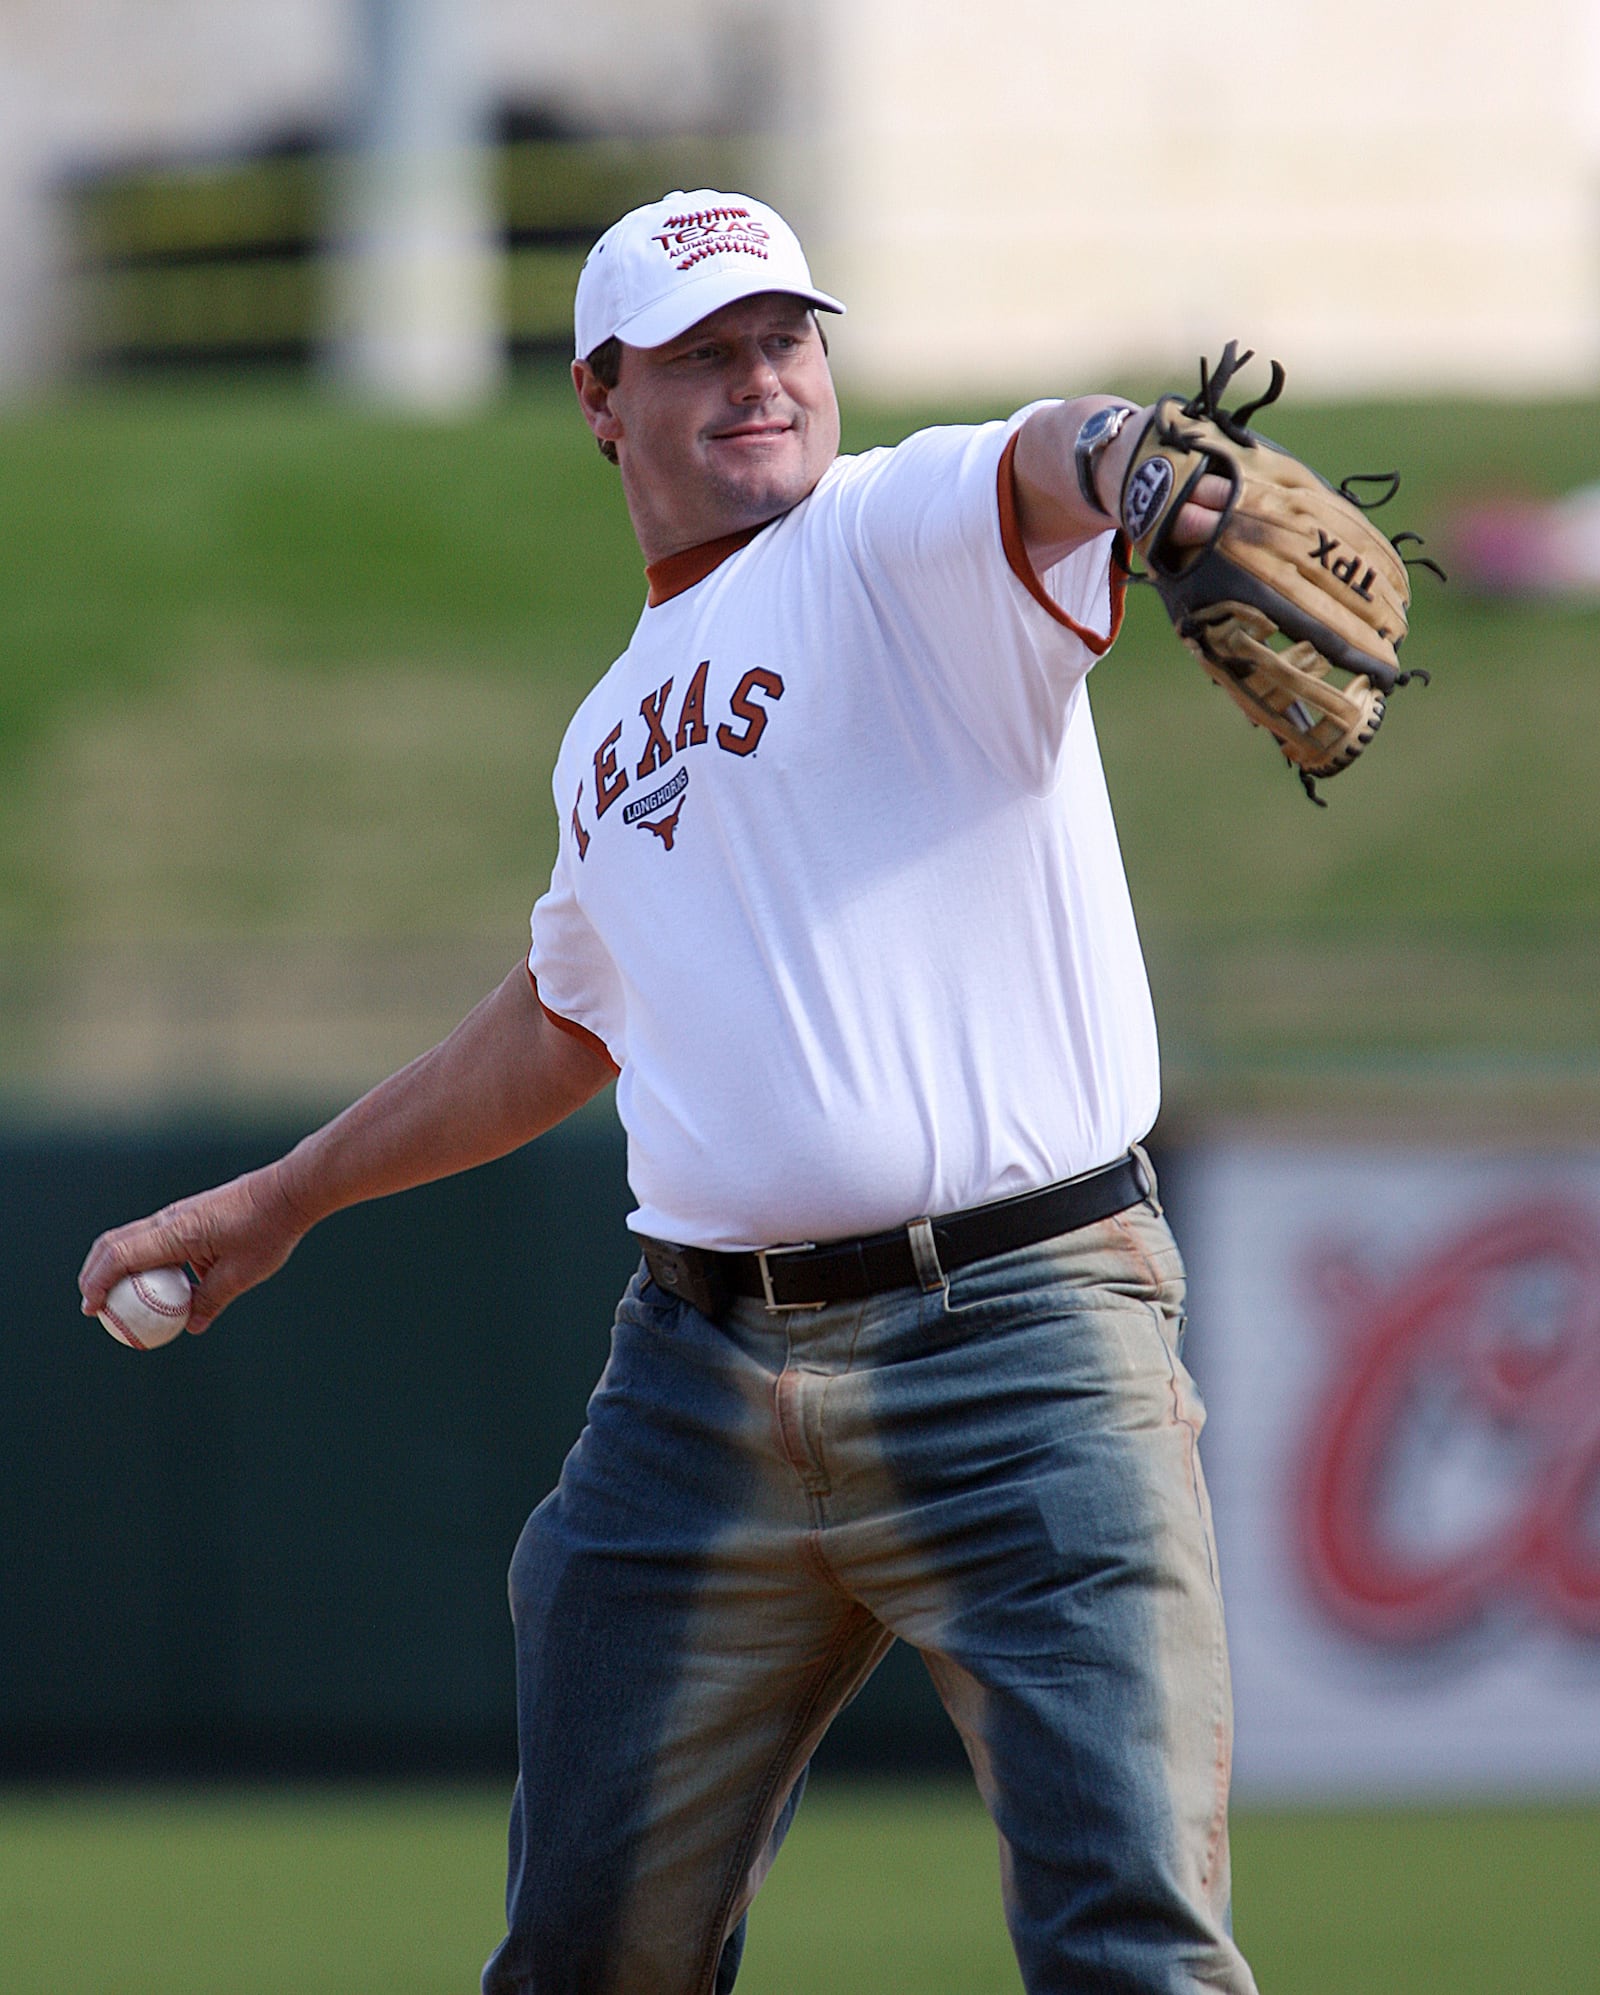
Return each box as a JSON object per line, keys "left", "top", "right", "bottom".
{"left": 482, "top": 1185, "right": 1257, "bottom": 1995}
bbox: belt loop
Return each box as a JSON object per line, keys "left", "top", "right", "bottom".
{"left": 907, "top": 1217, "right": 945, "bottom": 1294}
{"left": 641, "top": 1240, "right": 729, "bottom": 1321}
{"left": 1130, "top": 1142, "right": 1162, "bottom": 1217}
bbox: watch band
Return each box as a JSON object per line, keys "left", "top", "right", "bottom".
{"left": 1074, "top": 403, "right": 1137, "bottom": 517}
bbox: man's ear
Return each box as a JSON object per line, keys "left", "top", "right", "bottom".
{"left": 572, "top": 359, "right": 623, "bottom": 453}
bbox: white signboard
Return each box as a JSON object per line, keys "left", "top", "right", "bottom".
{"left": 1184, "top": 1143, "right": 1600, "bottom": 1800}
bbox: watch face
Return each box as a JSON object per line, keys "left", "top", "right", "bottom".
{"left": 1075, "top": 406, "right": 1131, "bottom": 514}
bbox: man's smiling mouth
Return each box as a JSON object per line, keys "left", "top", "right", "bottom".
{"left": 710, "top": 421, "right": 794, "bottom": 443}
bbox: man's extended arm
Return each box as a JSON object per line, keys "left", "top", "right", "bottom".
{"left": 78, "top": 965, "right": 615, "bottom": 1335}
{"left": 1010, "top": 397, "right": 1229, "bottom": 571}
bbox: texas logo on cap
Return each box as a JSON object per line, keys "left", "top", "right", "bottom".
{"left": 574, "top": 188, "right": 845, "bottom": 360}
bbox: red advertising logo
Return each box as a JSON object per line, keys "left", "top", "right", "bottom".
{"left": 1302, "top": 1203, "right": 1600, "bottom": 1644}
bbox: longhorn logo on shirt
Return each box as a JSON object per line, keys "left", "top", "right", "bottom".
{"left": 641, "top": 799, "right": 685, "bottom": 849}
{"left": 624, "top": 767, "right": 690, "bottom": 850}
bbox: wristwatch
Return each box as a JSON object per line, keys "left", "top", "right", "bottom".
{"left": 1074, "top": 403, "right": 1137, "bottom": 517}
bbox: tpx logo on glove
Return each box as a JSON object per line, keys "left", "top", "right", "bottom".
{"left": 1310, "top": 531, "right": 1378, "bottom": 602}
{"left": 1123, "top": 457, "right": 1174, "bottom": 542}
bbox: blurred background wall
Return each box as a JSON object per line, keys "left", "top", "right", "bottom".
{"left": 810, "top": 0, "right": 1600, "bottom": 395}
{"left": 3, "top": 0, "right": 1599, "bottom": 1806}
{"left": 0, "top": 0, "right": 781, "bottom": 397}
{"left": 3, "top": 0, "right": 1600, "bottom": 399}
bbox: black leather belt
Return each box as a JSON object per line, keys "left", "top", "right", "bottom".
{"left": 638, "top": 1150, "right": 1151, "bottom": 1320}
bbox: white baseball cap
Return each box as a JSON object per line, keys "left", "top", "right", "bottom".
{"left": 573, "top": 189, "right": 845, "bottom": 361}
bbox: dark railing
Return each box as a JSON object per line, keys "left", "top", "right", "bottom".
{"left": 63, "top": 125, "right": 750, "bottom": 372}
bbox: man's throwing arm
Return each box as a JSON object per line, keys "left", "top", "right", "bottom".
{"left": 77, "top": 966, "right": 616, "bottom": 1336}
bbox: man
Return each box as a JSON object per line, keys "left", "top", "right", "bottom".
{"left": 81, "top": 189, "right": 1254, "bottom": 1994}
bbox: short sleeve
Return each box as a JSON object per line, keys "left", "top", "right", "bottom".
{"left": 528, "top": 837, "right": 626, "bottom": 1069}
{"left": 837, "top": 410, "right": 1126, "bottom": 793}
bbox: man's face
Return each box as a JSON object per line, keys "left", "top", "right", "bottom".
{"left": 573, "top": 293, "right": 841, "bottom": 562}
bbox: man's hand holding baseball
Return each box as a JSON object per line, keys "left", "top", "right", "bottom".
{"left": 78, "top": 1164, "right": 309, "bottom": 1337}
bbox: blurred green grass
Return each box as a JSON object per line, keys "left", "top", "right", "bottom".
{"left": 3, "top": 380, "right": 1598, "bottom": 1105}
{"left": 4, "top": 1782, "right": 1598, "bottom": 1995}
{"left": 0, "top": 380, "right": 642, "bottom": 755}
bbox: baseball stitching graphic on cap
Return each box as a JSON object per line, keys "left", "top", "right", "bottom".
{"left": 653, "top": 208, "right": 772, "bottom": 272}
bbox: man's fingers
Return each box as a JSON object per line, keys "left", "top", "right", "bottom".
{"left": 77, "top": 1189, "right": 223, "bottom": 1313}
{"left": 1168, "top": 501, "right": 1219, "bottom": 547}
{"left": 182, "top": 1264, "right": 238, "bottom": 1338}
{"left": 1165, "top": 476, "right": 1233, "bottom": 549}
{"left": 81, "top": 1231, "right": 229, "bottom": 1334}
{"left": 78, "top": 1223, "right": 189, "bottom": 1314}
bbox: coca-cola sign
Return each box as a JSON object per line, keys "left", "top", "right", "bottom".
{"left": 1302, "top": 1203, "right": 1600, "bottom": 1645}
{"left": 1186, "top": 1144, "right": 1600, "bottom": 1800}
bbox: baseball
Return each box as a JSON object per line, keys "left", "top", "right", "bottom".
{"left": 99, "top": 1265, "right": 192, "bottom": 1350}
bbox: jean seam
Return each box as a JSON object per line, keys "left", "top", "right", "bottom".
{"left": 1108, "top": 1209, "right": 1164, "bottom": 1293}
{"left": 816, "top": 1304, "right": 871, "bottom": 1496}
{"left": 690, "top": 1612, "right": 882, "bottom": 1995}
{"left": 1153, "top": 1308, "right": 1232, "bottom": 1905}
{"left": 1200, "top": 1608, "right": 1231, "bottom": 1899}
{"left": 1117, "top": 1225, "right": 1232, "bottom": 1900}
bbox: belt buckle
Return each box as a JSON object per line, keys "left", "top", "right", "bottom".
{"left": 755, "top": 1243, "right": 826, "bottom": 1313}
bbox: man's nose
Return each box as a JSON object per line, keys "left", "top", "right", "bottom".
{"left": 730, "top": 342, "right": 780, "bottom": 399}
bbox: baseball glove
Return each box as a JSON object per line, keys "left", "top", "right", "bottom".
{"left": 1119, "top": 342, "right": 1439, "bottom": 803}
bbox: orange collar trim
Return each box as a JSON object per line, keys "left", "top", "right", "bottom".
{"left": 645, "top": 524, "right": 768, "bottom": 607}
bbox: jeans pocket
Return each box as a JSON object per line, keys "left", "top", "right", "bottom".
{"left": 941, "top": 1206, "right": 1183, "bottom": 1321}
{"left": 620, "top": 1261, "right": 685, "bottom": 1333}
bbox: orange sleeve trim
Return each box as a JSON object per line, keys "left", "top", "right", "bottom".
{"left": 996, "top": 431, "right": 1128, "bottom": 657}
{"left": 527, "top": 967, "right": 621, "bottom": 1075}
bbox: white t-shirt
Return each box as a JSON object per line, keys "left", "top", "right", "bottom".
{"left": 529, "top": 409, "right": 1159, "bottom": 1251}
